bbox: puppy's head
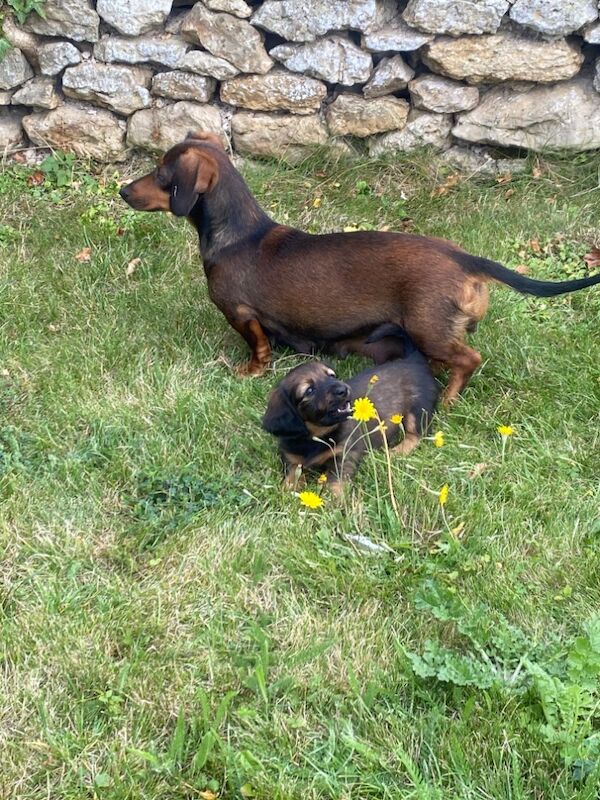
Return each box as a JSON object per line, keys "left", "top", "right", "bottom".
{"left": 119, "top": 130, "right": 226, "bottom": 216}
{"left": 262, "top": 362, "right": 352, "bottom": 439}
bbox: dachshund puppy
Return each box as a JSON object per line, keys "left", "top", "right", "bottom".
{"left": 262, "top": 340, "right": 439, "bottom": 495}
{"left": 120, "top": 131, "right": 600, "bottom": 402}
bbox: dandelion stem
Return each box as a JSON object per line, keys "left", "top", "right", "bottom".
{"left": 379, "top": 414, "right": 400, "bottom": 517}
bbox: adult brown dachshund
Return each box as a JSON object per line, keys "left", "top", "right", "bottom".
{"left": 119, "top": 131, "right": 600, "bottom": 403}
{"left": 262, "top": 337, "right": 439, "bottom": 495}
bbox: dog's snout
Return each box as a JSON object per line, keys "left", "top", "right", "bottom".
{"left": 333, "top": 382, "right": 350, "bottom": 399}
{"left": 119, "top": 185, "right": 131, "bottom": 201}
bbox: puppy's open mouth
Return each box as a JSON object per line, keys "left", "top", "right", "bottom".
{"left": 336, "top": 401, "right": 352, "bottom": 416}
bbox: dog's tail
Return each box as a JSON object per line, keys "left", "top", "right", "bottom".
{"left": 454, "top": 251, "right": 600, "bottom": 297}
{"left": 365, "top": 323, "right": 418, "bottom": 355}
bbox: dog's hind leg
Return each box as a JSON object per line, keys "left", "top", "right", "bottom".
{"left": 441, "top": 286, "right": 487, "bottom": 403}
{"left": 392, "top": 413, "right": 421, "bottom": 455}
{"left": 442, "top": 343, "right": 482, "bottom": 404}
{"left": 401, "top": 279, "right": 487, "bottom": 403}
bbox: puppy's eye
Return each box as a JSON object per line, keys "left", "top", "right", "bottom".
{"left": 303, "top": 385, "right": 315, "bottom": 397}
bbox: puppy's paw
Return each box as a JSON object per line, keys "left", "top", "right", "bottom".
{"left": 328, "top": 479, "right": 344, "bottom": 501}
{"left": 392, "top": 433, "right": 420, "bottom": 455}
{"left": 283, "top": 465, "right": 305, "bottom": 491}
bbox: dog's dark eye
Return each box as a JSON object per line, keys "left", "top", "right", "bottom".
{"left": 155, "top": 170, "right": 169, "bottom": 189}
{"left": 304, "top": 385, "right": 315, "bottom": 397}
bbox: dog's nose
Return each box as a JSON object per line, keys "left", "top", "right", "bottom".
{"left": 333, "top": 383, "right": 350, "bottom": 399}
{"left": 119, "top": 185, "right": 131, "bottom": 201}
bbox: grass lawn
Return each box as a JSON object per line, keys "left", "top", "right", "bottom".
{"left": 1, "top": 146, "right": 600, "bottom": 799}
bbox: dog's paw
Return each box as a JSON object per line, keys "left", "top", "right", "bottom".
{"left": 441, "top": 391, "right": 460, "bottom": 406}
{"left": 328, "top": 480, "right": 344, "bottom": 501}
{"left": 283, "top": 465, "right": 305, "bottom": 491}
{"left": 234, "top": 361, "right": 267, "bottom": 378}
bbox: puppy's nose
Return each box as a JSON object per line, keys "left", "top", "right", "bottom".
{"left": 119, "top": 185, "right": 131, "bottom": 201}
{"left": 333, "top": 383, "right": 350, "bottom": 399}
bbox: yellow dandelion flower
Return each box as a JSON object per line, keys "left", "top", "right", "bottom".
{"left": 299, "top": 491, "right": 324, "bottom": 509}
{"left": 497, "top": 425, "right": 514, "bottom": 437}
{"left": 312, "top": 197, "right": 322, "bottom": 208}
{"left": 317, "top": 473, "right": 327, "bottom": 484}
{"left": 352, "top": 396, "right": 377, "bottom": 422}
{"left": 439, "top": 483, "right": 449, "bottom": 506}
{"left": 433, "top": 431, "right": 445, "bottom": 448}
{"left": 369, "top": 375, "right": 379, "bottom": 384}
{"left": 390, "top": 414, "right": 403, "bottom": 425}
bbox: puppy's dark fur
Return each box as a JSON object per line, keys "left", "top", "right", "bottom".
{"left": 262, "top": 340, "right": 439, "bottom": 495}
{"left": 120, "top": 131, "right": 600, "bottom": 403}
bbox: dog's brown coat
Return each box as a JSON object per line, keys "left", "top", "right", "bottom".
{"left": 120, "top": 131, "right": 600, "bottom": 402}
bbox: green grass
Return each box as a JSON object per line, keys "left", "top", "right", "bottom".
{"left": 1, "top": 147, "right": 600, "bottom": 799}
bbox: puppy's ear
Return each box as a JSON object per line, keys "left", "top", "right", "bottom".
{"left": 170, "top": 150, "right": 218, "bottom": 217}
{"left": 262, "top": 387, "right": 308, "bottom": 438}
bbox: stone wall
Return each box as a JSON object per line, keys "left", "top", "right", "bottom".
{"left": 1, "top": 0, "right": 600, "bottom": 166}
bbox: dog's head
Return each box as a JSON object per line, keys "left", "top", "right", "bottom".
{"left": 119, "top": 131, "right": 226, "bottom": 216}
{"left": 262, "top": 362, "right": 352, "bottom": 439}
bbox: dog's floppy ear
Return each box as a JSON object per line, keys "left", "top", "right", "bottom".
{"left": 262, "top": 386, "right": 308, "bottom": 438}
{"left": 170, "top": 149, "right": 218, "bottom": 217}
{"left": 186, "top": 130, "right": 225, "bottom": 150}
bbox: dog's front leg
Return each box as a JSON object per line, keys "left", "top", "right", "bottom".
{"left": 283, "top": 461, "right": 304, "bottom": 490}
{"left": 326, "top": 475, "right": 344, "bottom": 499}
{"left": 229, "top": 312, "right": 272, "bottom": 377}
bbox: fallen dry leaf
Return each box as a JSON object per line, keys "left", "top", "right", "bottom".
{"left": 13, "top": 152, "right": 26, "bottom": 164}
{"left": 126, "top": 257, "right": 141, "bottom": 277}
{"left": 515, "top": 264, "right": 529, "bottom": 275}
{"left": 75, "top": 247, "right": 92, "bottom": 263}
{"left": 468, "top": 462, "right": 488, "bottom": 479}
{"left": 47, "top": 323, "right": 60, "bottom": 333}
{"left": 583, "top": 247, "right": 600, "bottom": 270}
{"left": 198, "top": 792, "right": 218, "bottom": 800}
{"left": 430, "top": 185, "right": 448, "bottom": 198}
{"left": 495, "top": 172, "right": 513, "bottom": 185}
{"left": 27, "top": 171, "right": 45, "bottom": 187}
{"left": 430, "top": 173, "right": 461, "bottom": 198}
{"left": 532, "top": 164, "right": 544, "bottom": 179}
{"left": 504, "top": 188, "right": 515, "bottom": 199}
{"left": 528, "top": 238, "right": 542, "bottom": 254}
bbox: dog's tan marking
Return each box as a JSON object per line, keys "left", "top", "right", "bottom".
{"left": 305, "top": 421, "right": 338, "bottom": 439}
{"left": 296, "top": 380, "right": 312, "bottom": 399}
{"left": 391, "top": 413, "right": 421, "bottom": 455}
